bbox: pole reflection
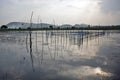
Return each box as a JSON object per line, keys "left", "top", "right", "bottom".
{"left": 29, "top": 30, "right": 35, "bottom": 72}
{"left": 27, "top": 30, "right": 108, "bottom": 64}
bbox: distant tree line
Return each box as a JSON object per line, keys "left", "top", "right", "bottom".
{"left": 0, "top": 24, "right": 120, "bottom": 30}
{"left": 0, "top": 25, "right": 8, "bottom": 29}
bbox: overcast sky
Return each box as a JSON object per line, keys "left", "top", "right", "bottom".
{"left": 0, "top": 0, "right": 120, "bottom": 26}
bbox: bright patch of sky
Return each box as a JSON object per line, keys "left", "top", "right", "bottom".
{"left": 0, "top": 0, "right": 120, "bottom": 25}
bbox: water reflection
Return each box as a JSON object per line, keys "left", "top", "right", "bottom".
{"left": 29, "top": 30, "right": 35, "bottom": 72}
{"left": 0, "top": 30, "right": 120, "bottom": 80}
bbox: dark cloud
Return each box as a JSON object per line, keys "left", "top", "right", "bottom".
{"left": 100, "top": 0, "right": 120, "bottom": 13}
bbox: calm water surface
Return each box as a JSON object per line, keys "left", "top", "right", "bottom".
{"left": 0, "top": 30, "right": 120, "bottom": 80}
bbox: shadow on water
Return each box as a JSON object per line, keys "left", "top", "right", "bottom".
{"left": 0, "top": 30, "right": 120, "bottom": 80}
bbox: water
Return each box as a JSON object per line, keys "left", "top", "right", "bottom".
{"left": 0, "top": 30, "right": 120, "bottom": 80}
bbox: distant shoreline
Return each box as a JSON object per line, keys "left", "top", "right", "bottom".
{"left": 0, "top": 27, "right": 120, "bottom": 31}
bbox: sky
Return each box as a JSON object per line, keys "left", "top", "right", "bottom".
{"left": 0, "top": 0, "right": 120, "bottom": 26}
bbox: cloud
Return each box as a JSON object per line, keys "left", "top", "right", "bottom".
{"left": 0, "top": 0, "right": 120, "bottom": 25}
{"left": 99, "top": 0, "right": 120, "bottom": 13}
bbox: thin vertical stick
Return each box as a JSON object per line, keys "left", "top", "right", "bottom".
{"left": 29, "top": 11, "right": 35, "bottom": 72}
{"left": 37, "top": 15, "right": 40, "bottom": 28}
{"left": 41, "top": 19, "right": 44, "bottom": 64}
{"left": 30, "top": 11, "right": 33, "bottom": 29}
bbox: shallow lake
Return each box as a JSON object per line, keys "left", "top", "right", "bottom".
{"left": 0, "top": 30, "right": 120, "bottom": 80}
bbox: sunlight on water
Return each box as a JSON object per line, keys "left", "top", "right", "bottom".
{"left": 94, "top": 67, "right": 112, "bottom": 76}
{"left": 59, "top": 66, "right": 113, "bottom": 80}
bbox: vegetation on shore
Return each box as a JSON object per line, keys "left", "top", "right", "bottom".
{"left": 0, "top": 25, "right": 120, "bottom": 31}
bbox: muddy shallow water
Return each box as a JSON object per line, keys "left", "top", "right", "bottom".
{"left": 0, "top": 30, "right": 120, "bottom": 80}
